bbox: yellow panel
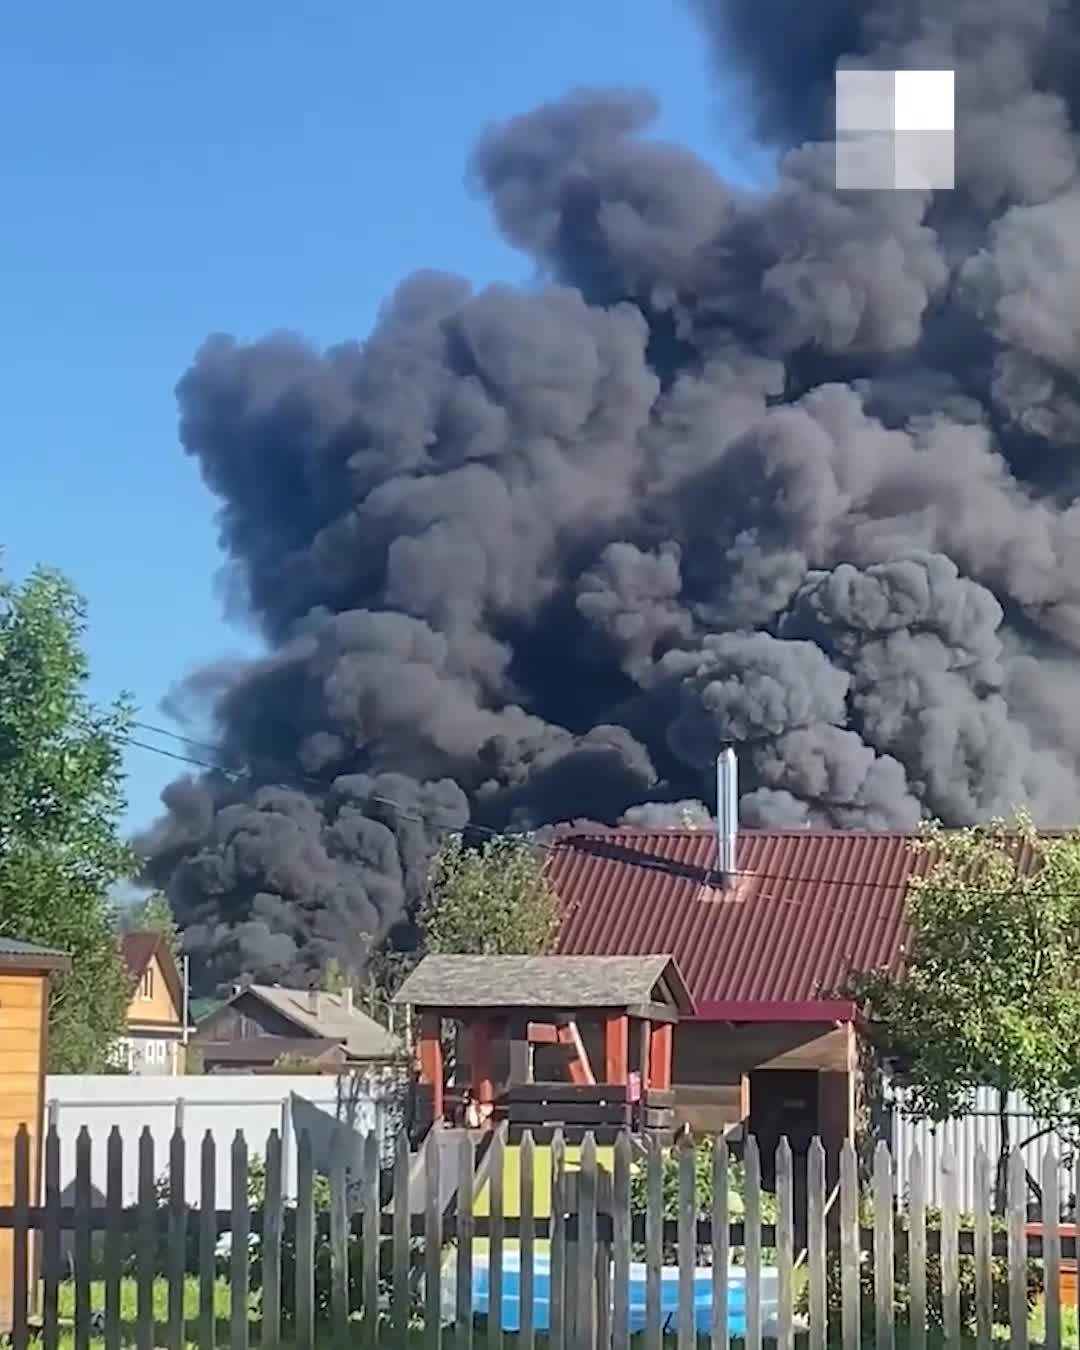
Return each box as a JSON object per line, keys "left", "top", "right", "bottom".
{"left": 127, "top": 953, "right": 182, "bottom": 1027}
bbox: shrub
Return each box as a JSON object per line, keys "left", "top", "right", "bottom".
{"left": 815, "top": 1209, "right": 1044, "bottom": 1333}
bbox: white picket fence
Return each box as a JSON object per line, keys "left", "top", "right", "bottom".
{"left": 44, "top": 1073, "right": 393, "bottom": 1206}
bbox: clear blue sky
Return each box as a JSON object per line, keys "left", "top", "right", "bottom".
{"left": 0, "top": 0, "right": 763, "bottom": 836}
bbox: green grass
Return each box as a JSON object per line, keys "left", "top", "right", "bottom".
{"left": 6, "top": 1280, "right": 1070, "bottom": 1349}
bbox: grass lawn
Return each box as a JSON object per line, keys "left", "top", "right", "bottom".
{"left": 28, "top": 1280, "right": 1078, "bottom": 1348}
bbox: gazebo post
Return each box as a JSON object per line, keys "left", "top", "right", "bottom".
{"left": 604, "top": 1013, "right": 629, "bottom": 1084}
{"left": 649, "top": 1022, "right": 673, "bottom": 1091}
{"left": 469, "top": 1017, "right": 494, "bottom": 1118}
{"left": 417, "top": 1012, "right": 444, "bottom": 1122}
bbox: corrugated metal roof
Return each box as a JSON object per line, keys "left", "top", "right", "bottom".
{"left": 0, "top": 936, "right": 69, "bottom": 970}
{"left": 550, "top": 828, "right": 933, "bottom": 1011}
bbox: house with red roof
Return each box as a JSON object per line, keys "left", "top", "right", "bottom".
{"left": 548, "top": 822, "right": 933, "bottom": 1179}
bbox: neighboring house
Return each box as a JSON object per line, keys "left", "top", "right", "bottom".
{"left": 548, "top": 824, "right": 935, "bottom": 1182}
{"left": 0, "top": 937, "right": 70, "bottom": 1331}
{"left": 119, "top": 932, "right": 187, "bottom": 1076}
{"left": 189, "top": 984, "right": 401, "bottom": 1074}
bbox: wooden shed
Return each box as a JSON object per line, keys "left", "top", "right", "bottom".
{"left": 0, "top": 938, "right": 69, "bottom": 1332}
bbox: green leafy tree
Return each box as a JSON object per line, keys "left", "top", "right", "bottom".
{"left": 849, "top": 813, "right": 1080, "bottom": 1209}
{"left": 0, "top": 567, "right": 134, "bottom": 1071}
{"left": 419, "top": 835, "right": 561, "bottom": 956}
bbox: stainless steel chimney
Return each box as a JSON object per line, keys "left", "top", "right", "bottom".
{"left": 716, "top": 747, "right": 738, "bottom": 888}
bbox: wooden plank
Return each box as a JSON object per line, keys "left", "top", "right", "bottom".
{"left": 329, "top": 1124, "right": 350, "bottom": 1349}
{"left": 678, "top": 1131, "right": 696, "bottom": 1350}
{"left": 543, "top": 1129, "right": 559, "bottom": 1350}
{"left": 777, "top": 1138, "right": 794, "bottom": 1350}
{"left": 579, "top": 1133, "right": 599, "bottom": 1350}
{"left": 840, "top": 1140, "right": 860, "bottom": 1350}
{"left": 712, "top": 1136, "right": 730, "bottom": 1350}
{"left": 873, "top": 1141, "right": 895, "bottom": 1350}
{"left": 11, "top": 1125, "right": 29, "bottom": 1350}
{"left": 167, "top": 1122, "right": 186, "bottom": 1350}
{"left": 456, "top": 1132, "right": 475, "bottom": 1350}
{"left": 262, "top": 1128, "right": 284, "bottom": 1350}
{"left": 613, "top": 1131, "right": 631, "bottom": 1350}
{"left": 136, "top": 1128, "right": 155, "bottom": 1350}
{"left": 508, "top": 1103, "right": 627, "bottom": 1126}
{"left": 908, "top": 1145, "right": 927, "bottom": 1350}
{"left": 745, "top": 1134, "right": 763, "bottom": 1350}
{"left": 487, "top": 1128, "right": 504, "bottom": 1350}
{"left": 392, "top": 1131, "right": 410, "bottom": 1346}
{"left": 941, "top": 1145, "right": 960, "bottom": 1350}
{"left": 73, "top": 1126, "right": 91, "bottom": 1350}
{"left": 1008, "top": 1149, "right": 1028, "bottom": 1350}
{"left": 1044, "top": 1147, "right": 1061, "bottom": 1350}
{"left": 424, "top": 1127, "right": 442, "bottom": 1350}
{"left": 645, "top": 1131, "right": 663, "bottom": 1350}
{"left": 518, "top": 1128, "right": 534, "bottom": 1350}
{"left": 41, "top": 1124, "right": 59, "bottom": 1350}
{"left": 807, "top": 1138, "right": 826, "bottom": 1350}
{"left": 974, "top": 1148, "right": 992, "bottom": 1350}
{"left": 199, "top": 1132, "right": 217, "bottom": 1350}
{"left": 230, "top": 1131, "right": 250, "bottom": 1350}
{"left": 102, "top": 1128, "right": 122, "bottom": 1350}
{"left": 506, "top": 1083, "right": 629, "bottom": 1104}
{"left": 362, "top": 1130, "right": 381, "bottom": 1349}
{"left": 604, "top": 1015, "right": 629, "bottom": 1083}
{"left": 557, "top": 1021, "right": 596, "bottom": 1086}
{"left": 295, "top": 1130, "right": 315, "bottom": 1350}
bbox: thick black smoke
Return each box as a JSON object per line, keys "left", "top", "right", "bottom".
{"left": 142, "top": 0, "right": 1080, "bottom": 991}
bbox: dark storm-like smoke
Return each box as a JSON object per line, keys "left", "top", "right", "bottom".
{"left": 141, "top": 0, "right": 1080, "bottom": 992}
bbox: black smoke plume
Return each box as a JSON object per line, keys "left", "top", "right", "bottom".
{"left": 141, "top": 0, "right": 1080, "bottom": 992}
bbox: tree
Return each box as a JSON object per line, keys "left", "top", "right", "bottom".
{"left": 122, "top": 891, "right": 181, "bottom": 961}
{"left": 848, "top": 813, "right": 1080, "bottom": 1209}
{"left": 0, "top": 567, "right": 135, "bottom": 1071}
{"left": 418, "top": 835, "right": 561, "bottom": 957}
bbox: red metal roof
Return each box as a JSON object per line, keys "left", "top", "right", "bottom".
{"left": 550, "top": 828, "right": 933, "bottom": 1018}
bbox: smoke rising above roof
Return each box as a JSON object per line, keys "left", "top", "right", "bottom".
{"left": 141, "top": 0, "right": 1080, "bottom": 992}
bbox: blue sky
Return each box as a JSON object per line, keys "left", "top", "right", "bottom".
{"left": 1, "top": 1, "right": 764, "bottom": 837}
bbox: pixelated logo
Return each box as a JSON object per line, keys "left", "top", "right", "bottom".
{"left": 834, "top": 70, "right": 954, "bottom": 190}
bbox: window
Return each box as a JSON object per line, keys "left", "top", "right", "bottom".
{"left": 139, "top": 967, "right": 153, "bottom": 1000}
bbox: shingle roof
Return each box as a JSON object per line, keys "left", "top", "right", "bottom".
{"left": 0, "top": 936, "right": 70, "bottom": 971}
{"left": 245, "top": 986, "right": 402, "bottom": 1060}
{"left": 391, "top": 953, "right": 692, "bottom": 1012}
{"left": 549, "top": 828, "right": 944, "bottom": 1016}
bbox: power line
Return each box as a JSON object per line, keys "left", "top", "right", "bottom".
{"left": 123, "top": 723, "right": 1073, "bottom": 902}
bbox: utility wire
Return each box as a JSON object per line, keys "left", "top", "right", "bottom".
{"left": 124, "top": 722, "right": 1064, "bottom": 902}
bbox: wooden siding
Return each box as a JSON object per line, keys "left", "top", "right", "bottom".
{"left": 126, "top": 952, "right": 182, "bottom": 1028}
{"left": 0, "top": 972, "right": 46, "bottom": 1331}
{"left": 190, "top": 993, "right": 301, "bottom": 1045}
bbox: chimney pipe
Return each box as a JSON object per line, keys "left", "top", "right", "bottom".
{"left": 307, "top": 987, "right": 320, "bottom": 1017}
{"left": 343, "top": 986, "right": 353, "bottom": 1014}
{"left": 717, "top": 747, "right": 738, "bottom": 888}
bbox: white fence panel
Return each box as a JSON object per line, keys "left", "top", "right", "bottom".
{"left": 45, "top": 1073, "right": 392, "bottom": 1206}
{"left": 892, "top": 1086, "right": 1076, "bottom": 1214}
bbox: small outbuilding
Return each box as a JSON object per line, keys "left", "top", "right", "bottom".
{"left": 392, "top": 952, "right": 693, "bottom": 1141}
{"left": 0, "top": 937, "right": 69, "bottom": 1332}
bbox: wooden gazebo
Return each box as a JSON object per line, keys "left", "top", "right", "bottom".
{"left": 392, "top": 953, "right": 693, "bottom": 1142}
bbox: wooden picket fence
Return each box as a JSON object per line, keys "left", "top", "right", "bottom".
{"left": 0, "top": 1120, "right": 1076, "bottom": 1349}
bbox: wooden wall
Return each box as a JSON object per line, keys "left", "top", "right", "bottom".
{"left": 126, "top": 952, "right": 180, "bottom": 1026}
{"left": 0, "top": 971, "right": 47, "bottom": 1331}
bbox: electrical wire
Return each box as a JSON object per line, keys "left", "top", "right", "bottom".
{"left": 123, "top": 721, "right": 1064, "bottom": 902}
